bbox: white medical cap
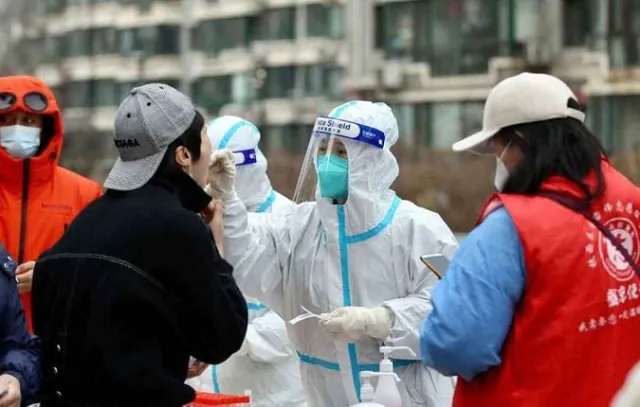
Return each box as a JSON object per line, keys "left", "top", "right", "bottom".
{"left": 207, "top": 115, "right": 261, "bottom": 151}
{"left": 327, "top": 101, "right": 399, "bottom": 148}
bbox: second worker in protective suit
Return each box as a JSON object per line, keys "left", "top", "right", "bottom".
{"left": 187, "top": 116, "right": 307, "bottom": 407}
{"left": 209, "top": 101, "right": 458, "bottom": 407}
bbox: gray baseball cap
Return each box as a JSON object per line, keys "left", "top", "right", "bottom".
{"left": 104, "top": 83, "right": 196, "bottom": 191}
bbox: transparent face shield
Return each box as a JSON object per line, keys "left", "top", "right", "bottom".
{"left": 292, "top": 116, "right": 386, "bottom": 203}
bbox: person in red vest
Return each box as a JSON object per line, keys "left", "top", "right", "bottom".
{"left": 420, "top": 72, "right": 640, "bottom": 407}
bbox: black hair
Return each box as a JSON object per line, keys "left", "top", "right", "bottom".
{"left": 152, "top": 110, "right": 205, "bottom": 180}
{"left": 494, "top": 115, "right": 607, "bottom": 209}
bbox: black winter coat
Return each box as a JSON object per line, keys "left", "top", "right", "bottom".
{"left": 31, "top": 172, "right": 248, "bottom": 407}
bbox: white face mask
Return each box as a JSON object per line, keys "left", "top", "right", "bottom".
{"left": 494, "top": 142, "right": 511, "bottom": 191}
{"left": 0, "top": 125, "right": 41, "bottom": 158}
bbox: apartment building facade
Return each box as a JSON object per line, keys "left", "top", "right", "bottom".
{"left": 1, "top": 0, "right": 639, "bottom": 159}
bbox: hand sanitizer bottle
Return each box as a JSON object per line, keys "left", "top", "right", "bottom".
{"left": 350, "top": 371, "right": 388, "bottom": 407}
{"left": 373, "top": 346, "right": 416, "bottom": 407}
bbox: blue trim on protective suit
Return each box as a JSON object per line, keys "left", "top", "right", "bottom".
{"left": 330, "top": 100, "right": 357, "bottom": 119}
{"left": 209, "top": 192, "right": 271, "bottom": 394}
{"left": 211, "top": 365, "right": 220, "bottom": 393}
{"left": 217, "top": 120, "right": 259, "bottom": 149}
{"left": 297, "top": 352, "right": 414, "bottom": 372}
{"left": 296, "top": 198, "right": 410, "bottom": 399}
{"left": 255, "top": 190, "right": 276, "bottom": 214}
{"left": 246, "top": 302, "right": 267, "bottom": 311}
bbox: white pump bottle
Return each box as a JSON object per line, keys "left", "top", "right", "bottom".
{"left": 373, "top": 346, "right": 417, "bottom": 407}
{"left": 350, "top": 371, "right": 393, "bottom": 407}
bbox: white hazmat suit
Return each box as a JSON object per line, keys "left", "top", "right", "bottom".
{"left": 187, "top": 116, "right": 307, "bottom": 407}
{"left": 209, "top": 101, "right": 458, "bottom": 407}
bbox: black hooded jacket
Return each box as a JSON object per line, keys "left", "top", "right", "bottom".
{"left": 31, "top": 171, "right": 248, "bottom": 407}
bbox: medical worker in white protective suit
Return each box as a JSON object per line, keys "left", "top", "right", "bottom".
{"left": 187, "top": 116, "right": 307, "bottom": 407}
{"left": 208, "top": 101, "right": 458, "bottom": 407}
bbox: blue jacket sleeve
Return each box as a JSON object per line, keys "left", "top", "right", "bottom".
{"left": 420, "top": 207, "right": 525, "bottom": 381}
{"left": 0, "top": 271, "right": 41, "bottom": 405}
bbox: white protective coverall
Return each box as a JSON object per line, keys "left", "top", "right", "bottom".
{"left": 213, "top": 101, "right": 458, "bottom": 407}
{"left": 186, "top": 116, "right": 307, "bottom": 407}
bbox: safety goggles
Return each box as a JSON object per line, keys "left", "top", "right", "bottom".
{"left": 0, "top": 92, "right": 48, "bottom": 113}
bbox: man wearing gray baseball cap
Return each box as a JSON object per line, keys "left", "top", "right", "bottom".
{"left": 31, "top": 84, "right": 248, "bottom": 407}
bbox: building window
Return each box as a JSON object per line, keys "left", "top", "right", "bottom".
{"left": 231, "top": 72, "right": 255, "bottom": 105}
{"left": 262, "top": 125, "right": 309, "bottom": 152}
{"left": 307, "top": 4, "right": 344, "bottom": 38}
{"left": 92, "top": 27, "right": 117, "bottom": 55}
{"left": 154, "top": 25, "right": 180, "bottom": 55}
{"left": 390, "top": 104, "right": 416, "bottom": 148}
{"left": 65, "top": 81, "right": 92, "bottom": 108}
{"left": 194, "top": 18, "right": 251, "bottom": 55}
{"left": 376, "top": 0, "right": 512, "bottom": 75}
{"left": 376, "top": 1, "right": 415, "bottom": 59}
{"left": 257, "top": 7, "right": 295, "bottom": 41}
{"left": 65, "top": 30, "right": 92, "bottom": 57}
{"left": 117, "top": 25, "right": 179, "bottom": 56}
{"left": 192, "top": 76, "right": 232, "bottom": 114}
{"left": 45, "top": 0, "right": 67, "bottom": 14}
{"left": 117, "top": 81, "right": 137, "bottom": 101}
{"left": 588, "top": 95, "right": 640, "bottom": 153}
{"left": 263, "top": 66, "right": 295, "bottom": 99}
{"left": 429, "top": 101, "right": 484, "bottom": 150}
{"left": 117, "top": 29, "right": 138, "bottom": 54}
{"left": 43, "top": 35, "right": 63, "bottom": 63}
{"left": 92, "top": 80, "right": 118, "bottom": 107}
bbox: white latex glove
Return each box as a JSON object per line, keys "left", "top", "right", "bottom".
{"left": 321, "top": 306, "right": 391, "bottom": 342}
{"left": 611, "top": 361, "right": 640, "bottom": 407}
{"left": 208, "top": 149, "right": 236, "bottom": 200}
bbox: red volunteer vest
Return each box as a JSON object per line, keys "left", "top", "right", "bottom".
{"left": 454, "top": 162, "right": 640, "bottom": 407}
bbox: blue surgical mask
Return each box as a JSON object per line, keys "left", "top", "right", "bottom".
{"left": 317, "top": 155, "right": 349, "bottom": 200}
{"left": 0, "top": 125, "right": 41, "bottom": 158}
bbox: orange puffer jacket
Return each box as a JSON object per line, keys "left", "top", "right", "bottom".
{"left": 0, "top": 76, "right": 102, "bottom": 331}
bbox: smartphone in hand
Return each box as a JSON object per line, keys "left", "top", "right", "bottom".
{"left": 420, "top": 254, "right": 450, "bottom": 280}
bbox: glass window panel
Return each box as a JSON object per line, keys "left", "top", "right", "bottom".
{"left": 460, "top": 102, "right": 484, "bottom": 140}
{"left": 414, "top": 104, "right": 431, "bottom": 147}
{"left": 282, "top": 124, "right": 308, "bottom": 152}
{"left": 231, "top": 72, "right": 255, "bottom": 105}
{"left": 307, "top": 5, "right": 329, "bottom": 37}
{"left": 391, "top": 104, "right": 416, "bottom": 148}
{"left": 91, "top": 80, "right": 117, "bottom": 107}
{"left": 117, "top": 29, "right": 138, "bottom": 54}
{"left": 264, "top": 66, "right": 295, "bottom": 98}
{"left": 328, "top": 5, "right": 345, "bottom": 39}
{"left": 65, "top": 81, "right": 91, "bottom": 107}
{"left": 376, "top": 2, "right": 415, "bottom": 59}
{"left": 92, "top": 27, "right": 117, "bottom": 55}
{"left": 66, "top": 30, "right": 92, "bottom": 57}
{"left": 258, "top": 8, "right": 295, "bottom": 40}
{"left": 303, "top": 65, "right": 325, "bottom": 96}
{"left": 431, "top": 102, "right": 462, "bottom": 150}
{"left": 192, "top": 76, "right": 232, "bottom": 113}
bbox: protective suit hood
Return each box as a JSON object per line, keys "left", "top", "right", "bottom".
{"left": 207, "top": 116, "right": 273, "bottom": 212}
{"left": 302, "top": 101, "right": 400, "bottom": 235}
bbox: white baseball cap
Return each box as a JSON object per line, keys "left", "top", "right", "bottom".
{"left": 453, "top": 73, "right": 586, "bottom": 154}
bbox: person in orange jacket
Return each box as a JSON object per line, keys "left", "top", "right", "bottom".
{"left": 0, "top": 75, "right": 102, "bottom": 331}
